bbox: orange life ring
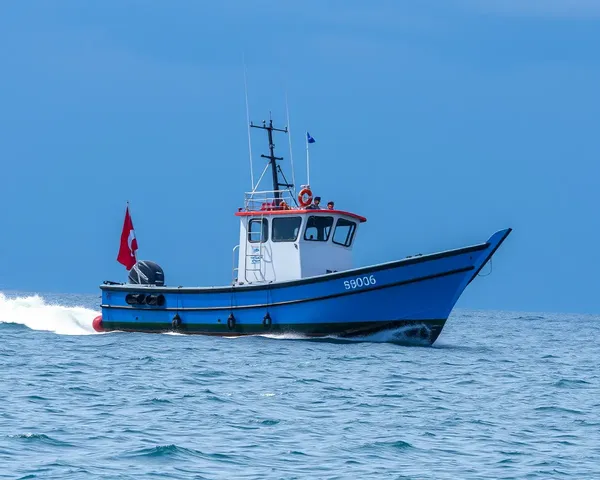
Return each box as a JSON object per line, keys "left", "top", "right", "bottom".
{"left": 298, "top": 188, "right": 313, "bottom": 207}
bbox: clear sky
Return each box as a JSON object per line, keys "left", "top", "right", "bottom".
{"left": 1, "top": 1, "right": 599, "bottom": 314}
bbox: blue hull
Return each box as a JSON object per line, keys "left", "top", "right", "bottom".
{"left": 98, "top": 229, "right": 511, "bottom": 344}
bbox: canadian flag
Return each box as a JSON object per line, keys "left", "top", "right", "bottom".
{"left": 117, "top": 205, "right": 138, "bottom": 270}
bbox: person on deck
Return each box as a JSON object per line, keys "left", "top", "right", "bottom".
{"left": 327, "top": 201, "right": 334, "bottom": 210}
{"left": 306, "top": 196, "right": 321, "bottom": 209}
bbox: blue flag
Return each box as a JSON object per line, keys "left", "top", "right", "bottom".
{"left": 307, "top": 132, "right": 316, "bottom": 144}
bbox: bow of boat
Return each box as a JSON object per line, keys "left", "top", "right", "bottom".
{"left": 468, "top": 228, "right": 512, "bottom": 285}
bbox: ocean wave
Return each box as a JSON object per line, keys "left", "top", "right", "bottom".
{"left": 6, "top": 433, "right": 74, "bottom": 448}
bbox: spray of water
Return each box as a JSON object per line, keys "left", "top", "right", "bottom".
{"left": 343, "top": 324, "right": 433, "bottom": 345}
{"left": 258, "top": 324, "right": 432, "bottom": 345}
{"left": 0, "top": 293, "right": 100, "bottom": 335}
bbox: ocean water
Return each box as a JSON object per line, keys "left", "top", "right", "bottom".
{"left": 0, "top": 291, "right": 599, "bottom": 479}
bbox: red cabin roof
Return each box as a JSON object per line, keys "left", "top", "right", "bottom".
{"left": 235, "top": 208, "right": 367, "bottom": 223}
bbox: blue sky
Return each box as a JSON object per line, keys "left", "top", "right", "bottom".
{"left": 1, "top": 1, "right": 599, "bottom": 314}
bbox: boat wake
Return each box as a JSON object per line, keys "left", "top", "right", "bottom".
{"left": 258, "top": 324, "right": 433, "bottom": 346}
{"left": 0, "top": 293, "right": 100, "bottom": 335}
{"left": 344, "top": 325, "right": 433, "bottom": 346}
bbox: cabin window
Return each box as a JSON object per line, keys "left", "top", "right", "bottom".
{"left": 272, "top": 217, "right": 302, "bottom": 242}
{"left": 304, "top": 216, "right": 334, "bottom": 242}
{"left": 248, "top": 218, "right": 268, "bottom": 243}
{"left": 333, "top": 218, "right": 357, "bottom": 247}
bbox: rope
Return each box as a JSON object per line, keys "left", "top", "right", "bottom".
{"left": 478, "top": 258, "right": 493, "bottom": 277}
{"left": 277, "top": 166, "right": 299, "bottom": 207}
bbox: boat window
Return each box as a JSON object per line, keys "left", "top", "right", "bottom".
{"left": 304, "top": 216, "right": 334, "bottom": 242}
{"left": 248, "top": 218, "right": 268, "bottom": 243}
{"left": 272, "top": 217, "right": 302, "bottom": 242}
{"left": 333, "top": 218, "right": 357, "bottom": 247}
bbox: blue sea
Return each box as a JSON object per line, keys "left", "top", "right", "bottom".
{"left": 0, "top": 291, "right": 598, "bottom": 479}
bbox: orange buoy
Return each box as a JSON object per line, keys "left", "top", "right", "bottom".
{"left": 298, "top": 187, "right": 313, "bottom": 207}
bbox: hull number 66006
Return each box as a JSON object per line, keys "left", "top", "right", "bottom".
{"left": 343, "top": 275, "right": 376, "bottom": 290}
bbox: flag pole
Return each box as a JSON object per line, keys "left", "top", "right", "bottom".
{"left": 127, "top": 200, "right": 136, "bottom": 241}
{"left": 305, "top": 131, "right": 310, "bottom": 186}
{"left": 126, "top": 200, "right": 138, "bottom": 261}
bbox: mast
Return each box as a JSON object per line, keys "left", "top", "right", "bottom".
{"left": 250, "top": 114, "right": 292, "bottom": 202}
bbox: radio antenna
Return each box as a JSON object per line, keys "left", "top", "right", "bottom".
{"left": 243, "top": 53, "right": 254, "bottom": 189}
{"left": 285, "top": 90, "right": 296, "bottom": 196}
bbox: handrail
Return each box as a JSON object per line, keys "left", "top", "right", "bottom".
{"left": 242, "top": 189, "right": 296, "bottom": 212}
{"left": 232, "top": 245, "right": 240, "bottom": 284}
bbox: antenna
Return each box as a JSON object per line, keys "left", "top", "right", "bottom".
{"left": 243, "top": 54, "right": 254, "bottom": 190}
{"left": 250, "top": 117, "right": 290, "bottom": 203}
{"left": 285, "top": 91, "right": 296, "bottom": 196}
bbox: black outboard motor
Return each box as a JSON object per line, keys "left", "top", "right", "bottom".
{"left": 128, "top": 260, "right": 165, "bottom": 286}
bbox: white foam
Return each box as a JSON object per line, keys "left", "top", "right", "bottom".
{"left": 0, "top": 293, "right": 100, "bottom": 335}
{"left": 255, "top": 324, "right": 432, "bottom": 344}
{"left": 340, "top": 324, "right": 432, "bottom": 345}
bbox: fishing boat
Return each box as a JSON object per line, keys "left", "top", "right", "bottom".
{"left": 95, "top": 116, "right": 511, "bottom": 344}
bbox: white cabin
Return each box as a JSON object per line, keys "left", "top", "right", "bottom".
{"left": 234, "top": 190, "right": 367, "bottom": 284}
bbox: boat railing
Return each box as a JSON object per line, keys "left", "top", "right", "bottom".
{"left": 241, "top": 189, "right": 297, "bottom": 212}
